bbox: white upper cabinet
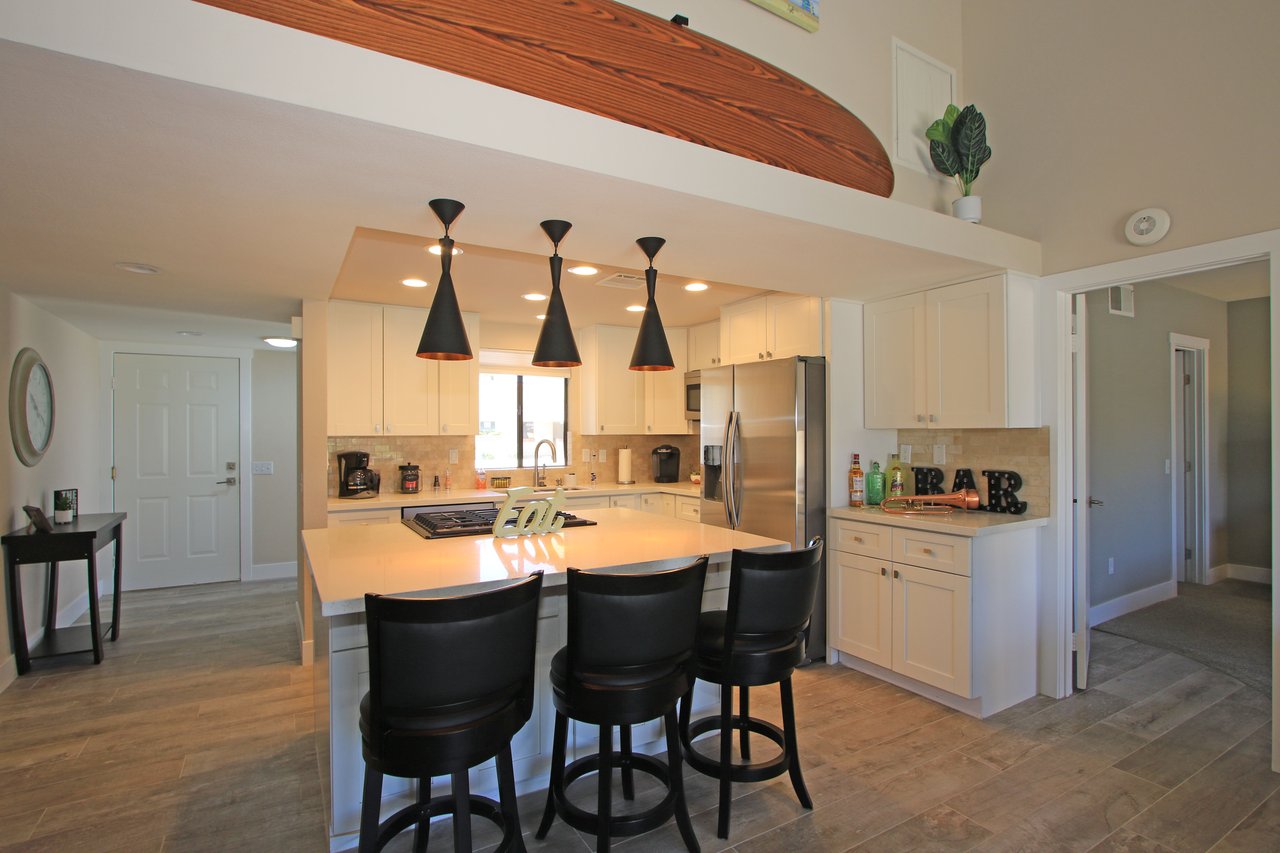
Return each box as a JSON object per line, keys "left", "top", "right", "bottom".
{"left": 577, "top": 325, "right": 644, "bottom": 435}
{"left": 327, "top": 301, "right": 478, "bottom": 436}
{"left": 687, "top": 321, "right": 721, "bottom": 370}
{"left": 720, "top": 293, "right": 822, "bottom": 365}
{"left": 644, "top": 327, "right": 690, "bottom": 435}
{"left": 863, "top": 273, "right": 1037, "bottom": 429}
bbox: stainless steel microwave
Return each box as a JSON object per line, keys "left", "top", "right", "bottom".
{"left": 684, "top": 370, "right": 701, "bottom": 420}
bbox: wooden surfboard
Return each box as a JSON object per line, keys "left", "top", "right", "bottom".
{"left": 196, "top": 0, "right": 895, "bottom": 196}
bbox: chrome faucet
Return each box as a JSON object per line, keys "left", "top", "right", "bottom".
{"left": 534, "top": 440, "right": 557, "bottom": 488}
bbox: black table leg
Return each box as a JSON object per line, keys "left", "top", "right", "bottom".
{"left": 45, "top": 561, "right": 59, "bottom": 634}
{"left": 7, "top": 555, "right": 31, "bottom": 675}
{"left": 87, "top": 550, "right": 103, "bottom": 664}
{"left": 111, "top": 524, "right": 123, "bottom": 641}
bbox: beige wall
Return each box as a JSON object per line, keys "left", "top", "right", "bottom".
{"left": 963, "top": 0, "right": 1280, "bottom": 272}
{"left": 621, "top": 0, "right": 965, "bottom": 212}
{"left": 251, "top": 350, "right": 299, "bottom": 570}
{"left": 896, "top": 427, "right": 1050, "bottom": 515}
{"left": 1, "top": 292, "right": 104, "bottom": 679}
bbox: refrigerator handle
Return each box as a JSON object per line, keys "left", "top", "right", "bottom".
{"left": 723, "top": 411, "right": 737, "bottom": 528}
{"left": 728, "top": 410, "right": 743, "bottom": 529}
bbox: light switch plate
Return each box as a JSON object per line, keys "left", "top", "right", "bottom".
{"left": 583, "top": 449, "right": 592, "bottom": 463}
{"left": 251, "top": 461, "right": 273, "bottom": 475}
{"left": 933, "top": 444, "right": 946, "bottom": 465}
{"left": 899, "top": 444, "right": 912, "bottom": 464}
{"left": 599, "top": 448, "right": 607, "bottom": 463}
{"left": 448, "top": 448, "right": 459, "bottom": 465}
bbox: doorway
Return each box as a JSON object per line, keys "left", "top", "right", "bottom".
{"left": 113, "top": 353, "right": 242, "bottom": 589}
{"left": 1171, "top": 337, "right": 1209, "bottom": 585}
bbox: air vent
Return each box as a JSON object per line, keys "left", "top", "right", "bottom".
{"left": 595, "top": 273, "right": 644, "bottom": 290}
{"left": 1108, "top": 284, "right": 1135, "bottom": 317}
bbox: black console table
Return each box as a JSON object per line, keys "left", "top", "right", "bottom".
{"left": 2, "top": 512, "right": 126, "bottom": 675}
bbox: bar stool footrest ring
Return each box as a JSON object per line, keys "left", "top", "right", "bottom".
{"left": 553, "top": 751, "right": 678, "bottom": 838}
{"left": 375, "top": 793, "right": 515, "bottom": 852}
{"left": 684, "top": 713, "right": 790, "bottom": 783}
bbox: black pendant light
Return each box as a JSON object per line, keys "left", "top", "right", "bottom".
{"left": 628, "top": 236, "right": 675, "bottom": 371}
{"left": 416, "top": 198, "right": 473, "bottom": 360}
{"left": 532, "top": 219, "right": 582, "bottom": 367}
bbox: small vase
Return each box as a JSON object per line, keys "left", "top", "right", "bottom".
{"left": 54, "top": 509, "right": 73, "bottom": 524}
{"left": 952, "top": 195, "right": 982, "bottom": 223}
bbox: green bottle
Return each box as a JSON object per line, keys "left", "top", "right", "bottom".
{"left": 866, "top": 461, "right": 886, "bottom": 506}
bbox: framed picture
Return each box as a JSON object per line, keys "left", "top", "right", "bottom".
{"left": 744, "top": 0, "right": 820, "bottom": 32}
{"left": 22, "top": 505, "right": 54, "bottom": 534}
{"left": 54, "top": 488, "right": 78, "bottom": 518}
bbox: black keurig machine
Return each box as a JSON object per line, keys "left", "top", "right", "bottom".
{"left": 651, "top": 444, "right": 680, "bottom": 483}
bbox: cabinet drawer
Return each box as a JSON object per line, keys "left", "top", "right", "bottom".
{"left": 675, "top": 496, "right": 701, "bottom": 522}
{"left": 831, "top": 519, "right": 891, "bottom": 559}
{"left": 892, "top": 529, "right": 970, "bottom": 576}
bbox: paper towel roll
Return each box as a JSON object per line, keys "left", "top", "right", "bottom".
{"left": 617, "top": 448, "right": 634, "bottom": 484}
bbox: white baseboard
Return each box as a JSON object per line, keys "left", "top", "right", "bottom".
{"left": 1090, "top": 580, "right": 1177, "bottom": 626}
{"left": 248, "top": 561, "right": 297, "bottom": 581}
{"left": 0, "top": 654, "right": 16, "bottom": 694}
{"left": 1210, "top": 563, "right": 1272, "bottom": 585}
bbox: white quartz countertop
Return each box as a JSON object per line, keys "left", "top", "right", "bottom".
{"left": 327, "top": 482, "right": 702, "bottom": 513}
{"left": 304, "top": 507, "right": 784, "bottom": 616}
{"left": 829, "top": 505, "right": 1048, "bottom": 537}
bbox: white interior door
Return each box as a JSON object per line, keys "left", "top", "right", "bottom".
{"left": 114, "top": 354, "right": 241, "bottom": 589}
{"left": 1072, "top": 293, "right": 1091, "bottom": 690}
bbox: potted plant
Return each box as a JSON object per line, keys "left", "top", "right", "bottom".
{"left": 926, "top": 103, "right": 992, "bottom": 223}
{"left": 54, "top": 491, "right": 74, "bottom": 524}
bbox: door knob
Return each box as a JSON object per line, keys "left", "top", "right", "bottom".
{"left": 1088, "top": 497, "right": 1104, "bottom": 507}
{"left": 216, "top": 477, "right": 238, "bottom": 486}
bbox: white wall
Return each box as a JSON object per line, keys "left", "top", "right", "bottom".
{"left": 1, "top": 292, "right": 105, "bottom": 686}
{"left": 250, "top": 350, "right": 298, "bottom": 577}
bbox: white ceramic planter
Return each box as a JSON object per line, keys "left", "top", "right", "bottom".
{"left": 54, "top": 509, "right": 73, "bottom": 524}
{"left": 953, "top": 195, "right": 982, "bottom": 223}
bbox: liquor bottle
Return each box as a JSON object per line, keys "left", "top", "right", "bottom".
{"left": 887, "top": 453, "right": 907, "bottom": 497}
{"left": 848, "top": 453, "right": 865, "bottom": 507}
{"left": 866, "top": 461, "right": 885, "bottom": 506}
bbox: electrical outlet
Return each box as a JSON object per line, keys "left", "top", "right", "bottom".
{"left": 933, "top": 444, "right": 946, "bottom": 465}
{"left": 448, "top": 448, "right": 459, "bottom": 465}
{"left": 899, "top": 444, "right": 912, "bottom": 464}
{"left": 599, "top": 448, "right": 608, "bottom": 463}
{"left": 1108, "top": 557, "right": 1115, "bottom": 575}
{"left": 583, "top": 449, "right": 591, "bottom": 463}
{"left": 251, "top": 461, "right": 273, "bottom": 475}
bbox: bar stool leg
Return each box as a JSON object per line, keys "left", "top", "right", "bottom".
{"left": 619, "top": 724, "right": 635, "bottom": 801}
{"left": 452, "top": 770, "right": 472, "bottom": 852}
{"left": 738, "top": 686, "right": 751, "bottom": 760}
{"left": 678, "top": 686, "right": 694, "bottom": 750}
{"left": 358, "top": 766, "right": 383, "bottom": 853}
{"left": 496, "top": 743, "right": 528, "bottom": 853}
{"left": 716, "top": 686, "right": 733, "bottom": 839}
{"left": 664, "top": 708, "right": 700, "bottom": 853}
{"left": 412, "top": 777, "right": 430, "bottom": 853}
{"left": 596, "top": 724, "right": 613, "bottom": 853}
{"left": 779, "top": 677, "right": 812, "bottom": 809}
{"left": 536, "top": 711, "right": 568, "bottom": 839}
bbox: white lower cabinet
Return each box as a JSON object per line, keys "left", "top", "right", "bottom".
{"left": 327, "top": 508, "right": 400, "bottom": 527}
{"left": 609, "top": 494, "right": 643, "bottom": 510}
{"left": 674, "top": 496, "right": 700, "bottom": 522}
{"left": 641, "top": 492, "right": 676, "bottom": 516}
{"left": 829, "top": 514, "right": 1037, "bottom": 717}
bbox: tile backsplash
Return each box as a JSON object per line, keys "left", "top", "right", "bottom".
{"left": 328, "top": 432, "right": 700, "bottom": 496}
{"left": 894, "top": 427, "right": 1050, "bottom": 515}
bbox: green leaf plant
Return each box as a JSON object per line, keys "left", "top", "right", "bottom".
{"left": 926, "top": 104, "right": 992, "bottom": 197}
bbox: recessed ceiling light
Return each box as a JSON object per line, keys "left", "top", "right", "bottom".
{"left": 115, "top": 261, "right": 162, "bottom": 275}
{"left": 568, "top": 265, "right": 598, "bottom": 276}
{"left": 625, "top": 304, "right": 645, "bottom": 313}
{"left": 535, "top": 314, "right": 547, "bottom": 321}
{"left": 401, "top": 278, "right": 431, "bottom": 288}
{"left": 684, "top": 282, "right": 709, "bottom": 292}
{"left": 175, "top": 330, "right": 203, "bottom": 337}
{"left": 427, "top": 244, "right": 463, "bottom": 256}
{"left": 262, "top": 337, "right": 298, "bottom": 349}
{"left": 523, "top": 293, "right": 547, "bottom": 301}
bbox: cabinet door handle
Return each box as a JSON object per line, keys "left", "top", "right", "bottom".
{"left": 922, "top": 547, "right": 934, "bottom": 555}
{"left": 880, "top": 566, "right": 887, "bottom": 576}
{"left": 758, "top": 352, "right": 764, "bottom": 360}
{"left": 374, "top": 423, "right": 381, "bottom": 434}
{"left": 852, "top": 535, "right": 863, "bottom": 543}
{"left": 916, "top": 414, "right": 925, "bottom": 423}
{"left": 766, "top": 351, "right": 773, "bottom": 358}
{"left": 929, "top": 414, "right": 938, "bottom": 423}
{"left": 892, "top": 569, "right": 900, "bottom": 579}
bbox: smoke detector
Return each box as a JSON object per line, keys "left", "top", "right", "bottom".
{"left": 1124, "top": 208, "right": 1171, "bottom": 246}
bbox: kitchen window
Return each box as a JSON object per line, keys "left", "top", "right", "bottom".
{"left": 475, "top": 351, "right": 569, "bottom": 469}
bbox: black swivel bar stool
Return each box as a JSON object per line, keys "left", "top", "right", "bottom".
{"left": 536, "top": 558, "right": 709, "bottom": 853}
{"left": 678, "top": 537, "right": 824, "bottom": 839}
{"left": 358, "top": 571, "right": 544, "bottom": 853}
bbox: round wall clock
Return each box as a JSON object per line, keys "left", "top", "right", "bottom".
{"left": 9, "top": 347, "right": 55, "bottom": 467}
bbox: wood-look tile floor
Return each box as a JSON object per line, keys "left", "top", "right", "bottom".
{"left": 0, "top": 580, "right": 1274, "bottom": 852}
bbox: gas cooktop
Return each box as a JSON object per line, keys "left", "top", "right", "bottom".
{"left": 403, "top": 507, "right": 597, "bottom": 539}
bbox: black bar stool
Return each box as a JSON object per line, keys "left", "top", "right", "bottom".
{"left": 678, "top": 537, "right": 824, "bottom": 839}
{"left": 358, "top": 572, "right": 544, "bottom": 853}
{"left": 535, "top": 558, "right": 709, "bottom": 853}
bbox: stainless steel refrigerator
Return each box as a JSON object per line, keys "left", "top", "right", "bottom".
{"left": 699, "top": 356, "right": 827, "bottom": 660}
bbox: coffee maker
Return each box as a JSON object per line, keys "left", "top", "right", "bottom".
{"left": 337, "top": 450, "right": 380, "bottom": 499}
{"left": 651, "top": 444, "right": 680, "bottom": 483}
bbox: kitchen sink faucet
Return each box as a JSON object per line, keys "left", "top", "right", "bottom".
{"left": 534, "top": 440, "right": 557, "bottom": 488}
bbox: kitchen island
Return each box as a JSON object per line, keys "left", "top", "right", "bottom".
{"left": 303, "top": 507, "right": 787, "bottom": 851}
